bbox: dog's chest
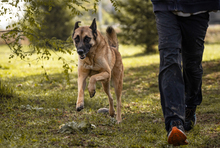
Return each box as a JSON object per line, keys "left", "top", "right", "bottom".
{"left": 83, "top": 62, "right": 94, "bottom": 69}
{"left": 82, "top": 61, "right": 101, "bottom": 71}
{"left": 80, "top": 56, "right": 103, "bottom": 71}
{"left": 79, "top": 57, "right": 94, "bottom": 69}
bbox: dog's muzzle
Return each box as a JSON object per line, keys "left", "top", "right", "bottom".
{"left": 77, "top": 49, "right": 86, "bottom": 59}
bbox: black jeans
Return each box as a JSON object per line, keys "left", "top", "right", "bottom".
{"left": 155, "top": 11, "right": 209, "bottom": 131}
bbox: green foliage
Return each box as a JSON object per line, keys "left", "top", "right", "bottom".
{"left": 112, "top": 0, "right": 158, "bottom": 53}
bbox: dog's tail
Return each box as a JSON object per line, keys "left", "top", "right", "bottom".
{"left": 106, "top": 26, "right": 118, "bottom": 51}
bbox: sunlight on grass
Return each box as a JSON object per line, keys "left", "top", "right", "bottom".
{"left": 0, "top": 45, "right": 78, "bottom": 78}
{"left": 203, "top": 44, "right": 220, "bottom": 61}
{"left": 1, "top": 44, "right": 219, "bottom": 79}
{"left": 120, "top": 45, "right": 160, "bottom": 67}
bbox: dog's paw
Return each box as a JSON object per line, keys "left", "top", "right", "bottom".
{"left": 116, "top": 121, "right": 122, "bottom": 124}
{"left": 88, "top": 82, "right": 96, "bottom": 98}
{"left": 89, "top": 89, "right": 96, "bottom": 98}
{"left": 76, "top": 103, "right": 84, "bottom": 111}
{"left": 109, "top": 110, "right": 115, "bottom": 117}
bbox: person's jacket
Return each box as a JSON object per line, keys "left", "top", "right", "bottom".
{"left": 151, "top": 0, "right": 220, "bottom": 13}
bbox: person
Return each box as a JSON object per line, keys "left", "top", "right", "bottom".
{"left": 150, "top": 0, "right": 220, "bottom": 146}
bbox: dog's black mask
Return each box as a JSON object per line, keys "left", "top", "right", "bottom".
{"left": 74, "top": 35, "right": 92, "bottom": 59}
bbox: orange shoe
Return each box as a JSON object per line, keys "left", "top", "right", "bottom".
{"left": 167, "top": 120, "right": 188, "bottom": 146}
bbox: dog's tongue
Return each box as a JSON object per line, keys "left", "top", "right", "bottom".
{"left": 80, "top": 54, "right": 86, "bottom": 59}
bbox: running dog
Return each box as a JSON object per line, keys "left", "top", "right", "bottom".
{"left": 72, "top": 18, "right": 124, "bottom": 123}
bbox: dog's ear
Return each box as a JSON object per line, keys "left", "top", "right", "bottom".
{"left": 89, "top": 18, "right": 97, "bottom": 40}
{"left": 72, "top": 21, "right": 81, "bottom": 38}
{"left": 74, "top": 21, "right": 81, "bottom": 31}
{"left": 90, "top": 18, "right": 97, "bottom": 31}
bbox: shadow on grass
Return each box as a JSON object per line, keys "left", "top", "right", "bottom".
{"left": 203, "top": 59, "right": 220, "bottom": 75}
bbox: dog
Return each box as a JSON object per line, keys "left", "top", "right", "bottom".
{"left": 72, "top": 18, "right": 124, "bottom": 123}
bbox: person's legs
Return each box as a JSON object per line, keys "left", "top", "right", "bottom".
{"left": 178, "top": 12, "right": 209, "bottom": 131}
{"left": 155, "top": 11, "right": 188, "bottom": 146}
{"left": 155, "top": 11, "right": 184, "bottom": 131}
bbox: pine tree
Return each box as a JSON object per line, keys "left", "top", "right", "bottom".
{"left": 113, "top": 0, "right": 158, "bottom": 53}
{"left": 39, "top": 2, "right": 73, "bottom": 41}
{"left": 29, "top": 0, "right": 74, "bottom": 48}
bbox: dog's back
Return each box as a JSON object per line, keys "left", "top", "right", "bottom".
{"left": 106, "top": 26, "right": 118, "bottom": 51}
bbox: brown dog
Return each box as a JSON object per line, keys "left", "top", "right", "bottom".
{"left": 72, "top": 18, "right": 124, "bottom": 123}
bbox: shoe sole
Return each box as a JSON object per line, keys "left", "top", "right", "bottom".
{"left": 168, "top": 127, "right": 188, "bottom": 146}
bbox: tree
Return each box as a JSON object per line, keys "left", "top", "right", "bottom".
{"left": 113, "top": 0, "right": 158, "bottom": 53}
{"left": 31, "top": 0, "right": 74, "bottom": 41}
{"left": 25, "top": 0, "right": 78, "bottom": 50}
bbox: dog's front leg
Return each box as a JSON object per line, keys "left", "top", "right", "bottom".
{"left": 88, "top": 71, "right": 110, "bottom": 98}
{"left": 76, "top": 71, "right": 88, "bottom": 111}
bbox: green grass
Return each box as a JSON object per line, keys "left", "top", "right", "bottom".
{"left": 0, "top": 44, "right": 220, "bottom": 147}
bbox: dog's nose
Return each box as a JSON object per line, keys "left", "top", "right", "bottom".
{"left": 77, "top": 49, "right": 84, "bottom": 55}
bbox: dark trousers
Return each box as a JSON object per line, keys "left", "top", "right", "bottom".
{"left": 155, "top": 11, "right": 209, "bottom": 131}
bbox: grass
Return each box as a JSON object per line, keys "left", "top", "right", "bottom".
{"left": 0, "top": 44, "right": 220, "bottom": 147}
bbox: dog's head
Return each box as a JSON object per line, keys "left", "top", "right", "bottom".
{"left": 72, "top": 18, "right": 98, "bottom": 59}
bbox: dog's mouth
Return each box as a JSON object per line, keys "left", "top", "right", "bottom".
{"left": 77, "top": 48, "right": 89, "bottom": 60}
{"left": 79, "top": 54, "right": 86, "bottom": 59}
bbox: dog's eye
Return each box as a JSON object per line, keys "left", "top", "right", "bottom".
{"left": 74, "top": 36, "right": 80, "bottom": 44}
{"left": 84, "top": 36, "right": 91, "bottom": 43}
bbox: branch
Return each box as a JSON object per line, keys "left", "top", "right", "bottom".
{"left": 0, "top": 29, "right": 39, "bottom": 39}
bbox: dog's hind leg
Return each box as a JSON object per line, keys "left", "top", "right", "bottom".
{"left": 112, "top": 68, "right": 123, "bottom": 123}
{"left": 102, "top": 81, "right": 115, "bottom": 117}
